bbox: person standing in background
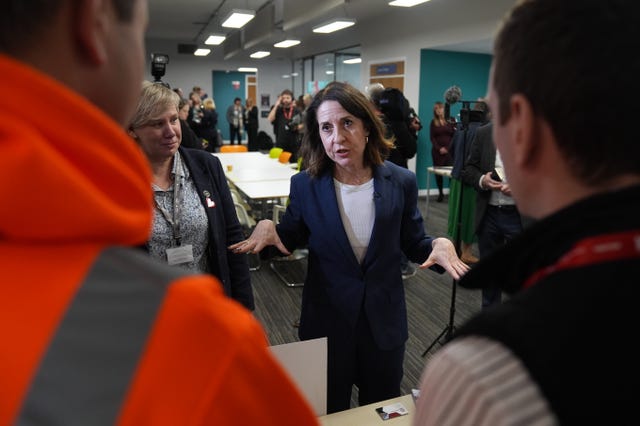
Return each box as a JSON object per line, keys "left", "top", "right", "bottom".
{"left": 226, "top": 97, "right": 244, "bottom": 145}
{"left": 178, "top": 97, "right": 203, "bottom": 150}
{"left": 0, "top": 0, "right": 318, "bottom": 424}
{"left": 200, "top": 98, "right": 219, "bottom": 152}
{"left": 369, "top": 86, "right": 419, "bottom": 278}
{"left": 187, "top": 90, "right": 203, "bottom": 134}
{"left": 447, "top": 102, "right": 488, "bottom": 265}
{"left": 192, "top": 85, "right": 208, "bottom": 101}
{"left": 460, "top": 122, "right": 524, "bottom": 308}
{"left": 370, "top": 87, "right": 417, "bottom": 170}
{"left": 429, "top": 101, "right": 455, "bottom": 202}
{"left": 245, "top": 97, "right": 259, "bottom": 151}
{"left": 268, "top": 89, "right": 301, "bottom": 162}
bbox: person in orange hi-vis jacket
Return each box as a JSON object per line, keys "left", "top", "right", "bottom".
{"left": 0, "top": 1, "right": 317, "bottom": 425}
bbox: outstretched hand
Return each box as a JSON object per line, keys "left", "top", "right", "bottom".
{"left": 228, "top": 219, "right": 291, "bottom": 256}
{"left": 419, "top": 237, "right": 470, "bottom": 280}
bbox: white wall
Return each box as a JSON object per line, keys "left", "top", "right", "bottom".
{"left": 145, "top": 39, "right": 293, "bottom": 139}
{"left": 144, "top": 0, "right": 515, "bottom": 142}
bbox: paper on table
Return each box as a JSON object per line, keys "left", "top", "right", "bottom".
{"left": 375, "top": 402, "right": 409, "bottom": 420}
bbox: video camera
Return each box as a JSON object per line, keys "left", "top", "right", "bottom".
{"left": 374, "top": 87, "right": 410, "bottom": 122}
{"left": 459, "top": 100, "right": 488, "bottom": 129}
{"left": 150, "top": 53, "right": 170, "bottom": 88}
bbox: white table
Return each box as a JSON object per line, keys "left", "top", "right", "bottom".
{"left": 318, "top": 394, "right": 414, "bottom": 426}
{"left": 425, "top": 166, "right": 453, "bottom": 221}
{"left": 213, "top": 152, "right": 297, "bottom": 217}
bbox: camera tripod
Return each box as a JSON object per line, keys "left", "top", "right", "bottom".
{"left": 421, "top": 212, "right": 462, "bottom": 357}
{"left": 421, "top": 124, "right": 472, "bottom": 358}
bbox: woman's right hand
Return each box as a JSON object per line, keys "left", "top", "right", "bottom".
{"left": 228, "top": 220, "right": 291, "bottom": 256}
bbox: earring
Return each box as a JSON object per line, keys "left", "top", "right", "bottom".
{"left": 365, "top": 136, "right": 369, "bottom": 143}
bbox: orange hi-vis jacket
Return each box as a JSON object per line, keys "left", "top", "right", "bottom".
{"left": 0, "top": 54, "right": 318, "bottom": 426}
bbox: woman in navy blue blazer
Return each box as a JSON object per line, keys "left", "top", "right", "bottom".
{"left": 231, "top": 82, "right": 468, "bottom": 413}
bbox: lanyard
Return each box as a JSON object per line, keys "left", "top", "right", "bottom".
{"left": 282, "top": 105, "right": 294, "bottom": 121}
{"left": 154, "top": 159, "right": 186, "bottom": 246}
{"left": 523, "top": 230, "right": 640, "bottom": 289}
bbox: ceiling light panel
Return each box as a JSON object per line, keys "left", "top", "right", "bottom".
{"left": 205, "top": 34, "right": 226, "bottom": 45}
{"left": 222, "top": 9, "right": 255, "bottom": 28}
{"left": 194, "top": 48, "right": 211, "bottom": 56}
{"left": 313, "top": 19, "right": 355, "bottom": 34}
{"left": 388, "top": 0, "right": 431, "bottom": 7}
{"left": 274, "top": 39, "right": 301, "bottom": 48}
{"left": 250, "top": 51, "right": 271, "bottom": 59}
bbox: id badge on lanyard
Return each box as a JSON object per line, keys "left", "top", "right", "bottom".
{"left": 155, "top": 160, "right": 195, "bottom": 266}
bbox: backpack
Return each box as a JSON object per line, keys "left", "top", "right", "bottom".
{"left": 257, "top": 131, "right": 274, "bottom": 151}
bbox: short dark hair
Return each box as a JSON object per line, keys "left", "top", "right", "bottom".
{"left": 0, "top": 0, "right": 135, "bottom": 53}
{"left": 280, "top": 89, "right": 294, "bottom": 98}
{"left": 493, "top": 0, "right": 639, "bottom": 184}
{"left": 300, "top": 82, "right": 393, "bottom": 177}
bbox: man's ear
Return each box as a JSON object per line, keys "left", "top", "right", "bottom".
{"left": 508, "top": 93, "right": 538, "bottom": 168}
{"left": 128, "top": 129, "right": 138, "bottom": 139}
{"left": 73, "top": 0, "right": 111, "bottom": 65}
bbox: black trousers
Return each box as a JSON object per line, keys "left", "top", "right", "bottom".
{"left": 478, "top": 205, "right": 523, "bottom": 307}
{"left": 325, "top": 311, "right": 405, "bottom": 413}
{"left": 229, "top": 125, "right": 242, "bottom": 145}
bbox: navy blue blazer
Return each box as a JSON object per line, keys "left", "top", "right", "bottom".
{"left": 179, "top": 147, "right": 254, "bottom": 310}
{"left": 277, "top": 161, "right": 442, "bottom": 350}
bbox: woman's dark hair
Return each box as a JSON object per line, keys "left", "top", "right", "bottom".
{"left": 300, "top": 82, "right": 393, "bottom": 177}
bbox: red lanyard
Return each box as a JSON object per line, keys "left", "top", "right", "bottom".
{"left": 283, "top": 105, "right": 294, "bottom": 120}
{"left": 523, "top": 230, "right": 640, "bottom": 289}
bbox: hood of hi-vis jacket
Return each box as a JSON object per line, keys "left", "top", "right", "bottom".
{"left": 0, "top": 54, "right": 152, "bottom": 245}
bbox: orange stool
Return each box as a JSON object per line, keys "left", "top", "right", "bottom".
{"left": 220, "top": 145, "right": 248, "bottom": 153}
{"left": 269, "top": 147, "right": 284, "bottom": 159}
{"left": 278, "top": 151, "right": 292, "bottom": 164}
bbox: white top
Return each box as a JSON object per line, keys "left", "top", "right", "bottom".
{"left": 413, "top": 336, "right": 558, "bottom": 426}
{"left": 333, "top": 178, "right": 375, "bottom": 264}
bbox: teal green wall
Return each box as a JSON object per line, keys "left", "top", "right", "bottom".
{"left": 416, "top": 50, "right": 492, "bottom": 190}
{"left": 212, "top": 71, "right": 247, "bottom": 142}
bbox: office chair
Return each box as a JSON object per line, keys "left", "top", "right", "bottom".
{"left": 269, "top": 205, "right": 307, "bottom": 287}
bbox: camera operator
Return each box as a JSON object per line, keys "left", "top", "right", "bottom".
{"left": 371, "top": 87, "right": 418, "bottom": 169}
{"left": 268, "top": 89, "right": 301, "bottom": 163}
{"left": 408, "top": 107, "right": 423, "bottom": 137}
{"left": 369, "top": 86, "right": 420, "bottom": 278}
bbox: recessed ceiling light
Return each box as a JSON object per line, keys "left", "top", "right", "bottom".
{"left": 250, "top": 51, "right": 271, "bottom": 59}
{"left": 388, "top": 0, "right": 431, "bottom": 7}
{"left": 312, "top": 19, "right": 356, "bottom": 34}
{"left": 222, "top": 9, "right": 255, "bottom": 28}
{"left": 343, "top": 58, "right": 362, "bottom": 64}
{"left": 291, "top": 72, "right": 299, "bottom": 77}
{"left": 238, "top": 67, "right": 258, "bottom": 72}
{"left": 205, "top": 34, "right": 226, "bottom": 45}
{"left": 282, "top": 74, "right": 291, "bottom": 79}
{"left": 194, "top": 48, "right": 211, "bottom": 56}
{"left": 326, "top": 70, "right": 335, "bottom": 75}
{"left": 274, "top": 39, "right": 301, "bottom": 48}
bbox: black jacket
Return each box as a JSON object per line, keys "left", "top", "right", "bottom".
{"left": 179, "top": 147, "right": 254, "bottom": 310}
{"left": 455, "top": 185, "right": 640, "bottom": 424}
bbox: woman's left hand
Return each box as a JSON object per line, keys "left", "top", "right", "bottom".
{"left": 419, "top": 237, "right": 470, "bottom": 280}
